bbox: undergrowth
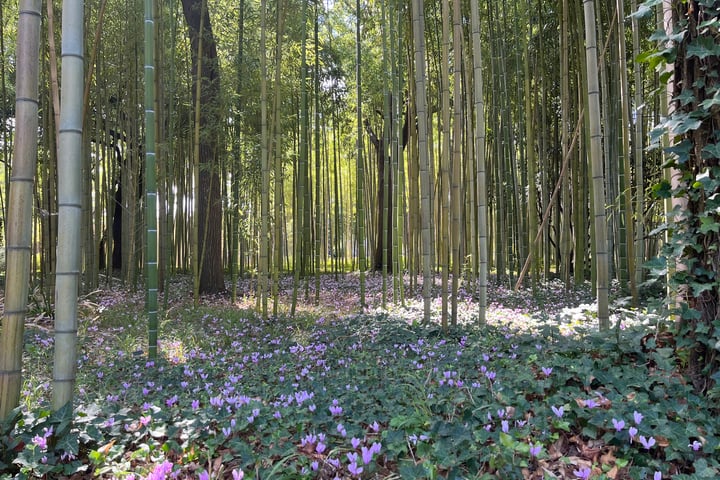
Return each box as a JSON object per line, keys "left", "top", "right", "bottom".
{"left": 1, "top": 277, "right": 718, "bottom": 479}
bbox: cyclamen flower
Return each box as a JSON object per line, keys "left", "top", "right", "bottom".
{"left": 628, "top": 426, "right": 638, "bottom": 440}
{"left": 348, "top": 462, "right": 363, "bottom": 476}
{"left": 689, "top": 440, "right": 702, "bottom": 451}
{"left": 316, "top": 441, "right": 327, "bottom": 454}
{"left": 501, "top": 420, "right": 510, "bottom": 433}
{"left": 612, "top": 418, "right": 625, "bottom": 431}
{"left": 573, "top": 467, "right": 591, "bottom": 480}
{"left": 198, "top": 471, "right": 210, "bottom": 480}
{"left": 351, "top": 437, "right": 361, "bottom": 449}
{"left": 541, "top": 367, "right": 553, "bottom": 377}
{"left": 639, "top": 435, "right": 656, "bottom": 450}
{"left": 232, "top": 469, "right": 244, "bottom": 480}
{"left": 551, "top": 405, "right": 564, "bottom": 418}
{"left": 633, "top": 411, "right": 643, "bottom": 425}
{"left": 147, "top": 460, "right": 174, "bottom": 480}
{"left": 31, "top": 434, "right": 48, "bottom": 450}
{"left": 361, "top": 445, "right": 374, "bottom": 464}
{"left": 654, "top": 472, "right": 662, "bottom": 480}
{"left": 529, "top": 443, "right": 542, "bottom": 457}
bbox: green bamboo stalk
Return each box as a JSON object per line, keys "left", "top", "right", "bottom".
{"left": 259, "top": 0, "right": 269, "bottom": 317}
{"left": 291, "top": 0, "right": 309, "bottom": 315}
{"left": 471, "top": 0, "right": 488, "bottom": 325}
{"left": 412, "top": 0, "right": 433, "bottom": 324}
{"left": 356, "top": 0, "right": 366, "bottom": 308}
{"left": 0, "top": 0, "right": 41, "bottom": 420}
{"left": 440, "top": 0, "right": 451, "bottom": 329}
{"left": 144, "top": 0, "right": 159, "bottom": 358}
{"left": 314, "top": 3, "right": 321, "bottom": 306}
{"left": 272, "top": 0, "right": 286, "bottom": 315}
{"left": 53, "top": 0, "right": 84, "bottom": 410}
{"left": 582, "top": 0, "right": 610, "bottom": 329}
{"left": 630, "top": 0, "right": 644, "bottom": 289}
{"left": 450, "top": 0, "right": 462, "bottom": 326}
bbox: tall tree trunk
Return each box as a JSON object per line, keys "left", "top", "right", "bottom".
{"left": 412, "top": 0, "right": 433, "bottom": 324}
{"left": 450, "top": 0, "right": 463, "bottom": 326}
{"left": 53, "top": 0, "right": 84, "bottom": 410}
{"left": 291, "top": 0, "right": 309, "bottom": 315}
{"left": 582, "top": 0, "right": 610, "bottom": 329}
{"left": 144, "top": 0, "right": 159, "bottom": 357}
{"left": 439, "top": 0, "right": 451, "bottom": 329}
{"left": 258, "top": 0, "right": 269, "bottom": 317}
{"left": 470, "top": 0, "right": 488, "bottom": 325}
{"left": 0, "top": 0, "right": 41, "bottom": 420}
{"left": 356, "top": 0, "right": 366, "bottom": 308}
{"left": 272, "top": 0, "right": 286, "bottom": 315}
{"left": 181, "top": 0, "right": 224, "bottom": 294}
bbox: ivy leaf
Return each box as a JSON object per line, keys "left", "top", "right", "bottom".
{"left": 665, "top": 115, "right": 704, "bottom": 135}
{"left": 699, "top": 215, "right": 720, "bottom": 235}
{"left": 674, "top": 89, "right": 696, "bottom": 106}
{"left": 687, "top": 36, "right": 720, "bottom": 60}
{"left": 651, "top": 179, "right": 673, "bottom": 199}
{"left": 702, "top": 143, "right": 720, "bottom": 160}
{"left": 629, "top": 0, "right": 663, "bottom": 19}
{"left": 664, "top": 139, "right": 693, "bottom": 159}
{"left": 699, "top": 90, "right": 720, "bottom": 111}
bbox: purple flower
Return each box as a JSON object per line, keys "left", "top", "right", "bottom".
{"left": 689, "top": 440, "right": 702, "bottom": 451}
{"left": 485, "top": 371, "right": 497, "bottom": 381}
{"left": 31, "top": 434, "right": 47, "bottom": 450}
{"left": 501, "top": 420, "right": 510, "bottom": 433}
{"left": 348, "top": 462, "right": 363, "bottom": 476}
{"left": 529, "top": 443, "right": 542, "bottom": 457}
{"left": 198, "top": 471, "right": 210, "bottom": 480}
{"left": 361, "top": 445, "right": 374, "bottom": 464}
{"left": 573, "top": 467, "right": 591, "bottom": 480}
{"left": 639, "top": 435, "right": 656, "bottom": 450}
{"left": 147, "top": 460, "right": 174, "bottom": 480}
{"left": 351, "top": 437, "right": 361, "bottom": 449}
{"left": 370, "top": 421, "right": 380, "bottom": 432}
{"left": 551, "top": 405, "right": 564, "bottom": 418}
{"left": 231, "top": 469, "right": 244, "bottom": 480}
{"left": 329, "top": 405, "right": 343, "bottom": 416}
{"left": 585, "top": 399, "right": 598, "bottom": 409}
{"left": 654, "top": 472, "right": 662, "bottom": 480}
{"left": 371, "top": 442, "right": 381, "bottom": 454}
{"left": 311, "top": 461, "right": 319, "bottom": 471}
{"left": 612, "top": 418, "right": 625, "bottom": 432}
{"left": 541, "top": 367, "right": 553, "bottom": 377}
{"left": 633, "top": 411, "right": 643, "bottom": 425}
{"left": 628, "top": 426, "right": 638, "bottom": 442}
{"left": 192, "top": 399, "right": 200, "bottom": 410}
{"left": 316, "top": 441, "right": 327, "bottom": 454}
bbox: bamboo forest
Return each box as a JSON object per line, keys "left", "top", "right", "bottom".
{"left": 1, "top": 0, "right": 720, "bottom": 478}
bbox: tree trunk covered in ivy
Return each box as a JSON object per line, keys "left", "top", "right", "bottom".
{"left": 653, "top": 0, "right": 720, "bottom": 393}
{"left": 181, "top": 0, "right": 225, "bottom": 294}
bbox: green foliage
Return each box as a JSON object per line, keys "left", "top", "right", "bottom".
{"left": 639, "top": 0, "right": 720, "bottom": 394}
{"left": 4, "top": 286, "right": 719, "bottom": 479}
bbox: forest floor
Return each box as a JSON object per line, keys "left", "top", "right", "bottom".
{"left": 1, "top": 273, "right": 718, "bottom": 479}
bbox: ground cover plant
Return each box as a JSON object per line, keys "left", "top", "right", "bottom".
{"left": 1, "top": 274, "right": 719, "bottom": 479}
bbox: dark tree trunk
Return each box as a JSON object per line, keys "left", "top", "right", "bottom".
{"left": 671, "top": 0, "right": 720, "bottom": 393}
{"left": 181, "top": 0, "right": 225, "bottom": 293}
{"left": 365, "top": 99, "right": 408, "bottom": 272}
